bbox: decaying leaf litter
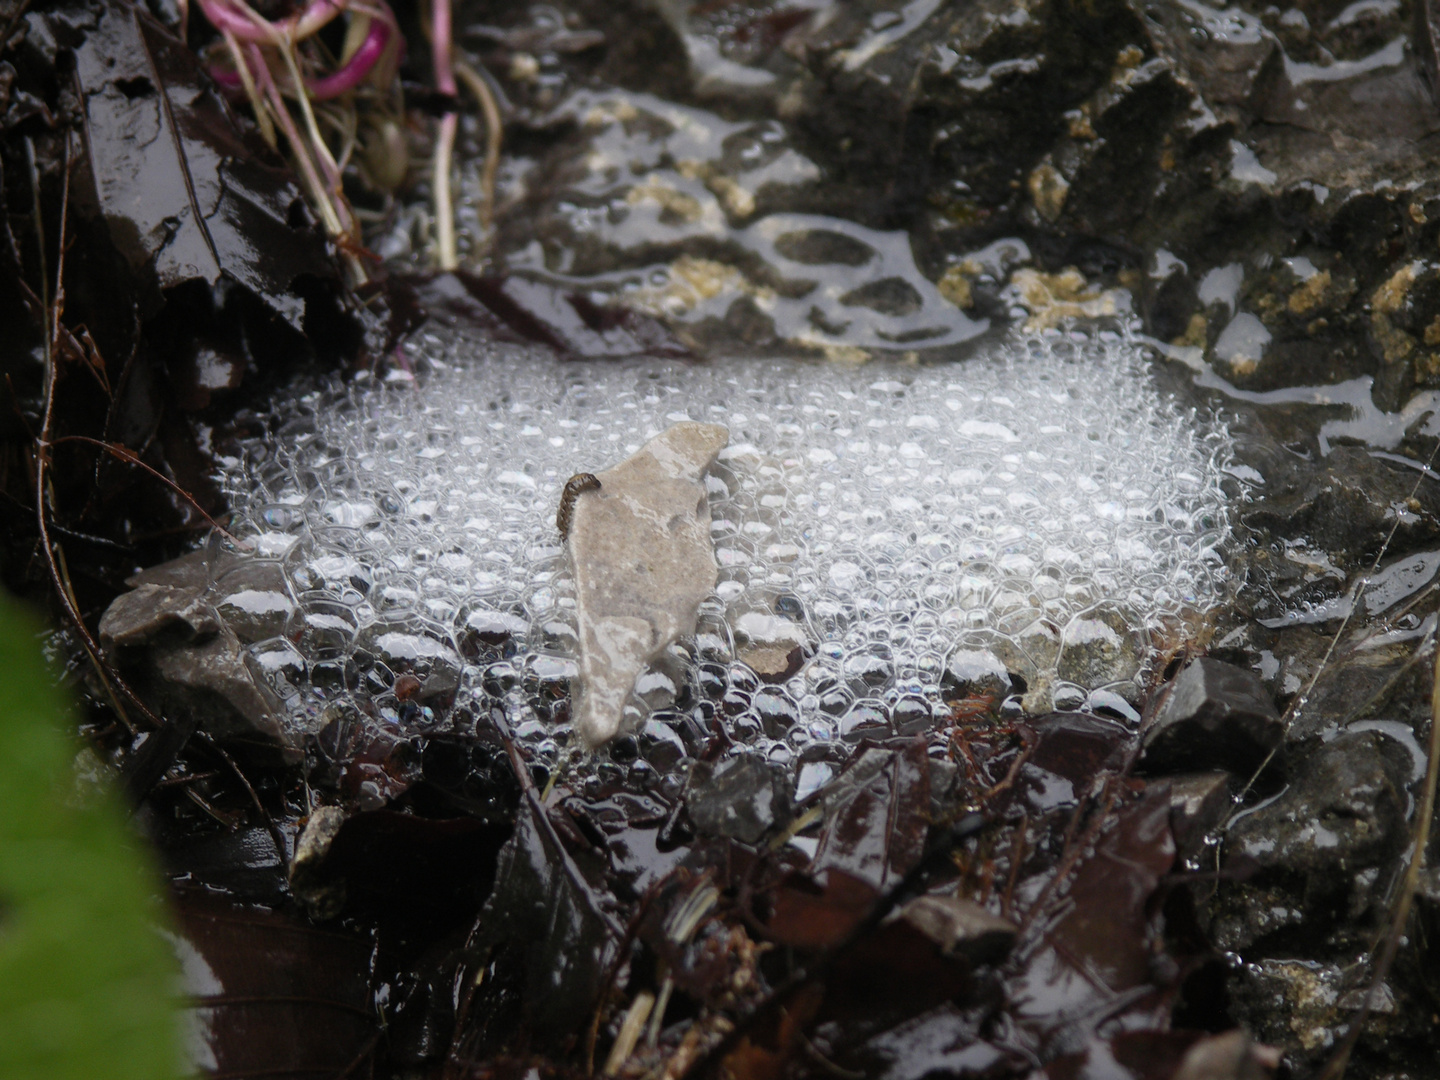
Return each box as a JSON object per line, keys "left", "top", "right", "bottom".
{"left": 8, "top": 0, "right": 1440, "bottom": 1076}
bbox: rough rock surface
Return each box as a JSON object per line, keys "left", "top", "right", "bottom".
{"left": 1217, "top": 730, "right": 1408, "bottom": 951}
{"left": 684, "top": 754, "right": 792, "bottom": 844}
{"left": 567, "top": 421, "right": 729, "bottom": 746}
{"left": 1141, "top": 658, "right": 1284, "bottom": 777}
{"left": 98, "top": 550, "right": 289, "bottom": 752}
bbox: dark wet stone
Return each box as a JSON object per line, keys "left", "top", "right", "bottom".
{"left": 1228, "top": 959, "right": 1349, "bottom": 1069}
{"left": 99, "top": 581, "right": 221, "bottom": 655}
{"left": 844, "top": 650, "right": 893, "bottom": 690}
{"left": 637, "top": 718, "right": 689, "bottom": 771}
{"left": 685, "top": 754, "right": 792, "bottom": 844}
{"left": 1165, "top": 771, "right": 1232, "bottom": 867}
{"left": 1215, "top": 731, "right": 1407, "bottom": 952}
{"left": 1141, "top": 658, "right": 1284, "bottom": 778}
{"left": 891, "top": 695, "right": 932, "bottom": 736}
{"left": 696, "top": 662, "right": 728, "bottom": 700}
{"left": 148, "top": 626, "right": 290, "bottom": 750}
{"left": 1226, "top": 731, "right": 1406, "bottom": 879}
{"left": 1244, "top": 447, "right": 1440, "bottom": 566}
{"left": 462, "top": 608, "right": 531, "bottom": 648}
{"left": 838, "top": 700, "right": 890, "bottom": 741}
{"left": 100, "top": 554, "right": 291, "bottom": 752}
{"left": 941, "top": 647, "right": 1012, "bottom": 700}
{"left": 124, "top": 547, "right": 211, "bottom": 589}
{"left": 212, "top": 560, "right": 294, "bottom": 643}
{"left": 372, "top": 630, "right": 464, "bottom": 699}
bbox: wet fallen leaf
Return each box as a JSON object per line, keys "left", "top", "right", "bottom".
{"left": 70, "top": 0, "right": 336, "bottom": 327}
{"left": 171, "top": 890, "right": 376, "bottom": 1079}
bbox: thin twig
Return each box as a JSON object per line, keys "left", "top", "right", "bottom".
{"left": 1229, "top": 437, "right": 1440, "bottom": 812}
{"left": 30, "top": 135, "right": 134, "bottom": 734}
{"left": 48, "top": 435, "right": 242, "bottom": 542}
{"left": 195, "top": 731, "right": 290, "bottom": 870}
{"left": 25, "top": 135, "right": 172, "bottom": 738}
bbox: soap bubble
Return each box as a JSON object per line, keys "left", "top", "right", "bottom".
{"left": 217, "top": 328, "right": 1233, "bottom": 784}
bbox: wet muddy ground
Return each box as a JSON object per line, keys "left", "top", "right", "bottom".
{"left": 7, "top": 0, "right": 1440, "bottom": 1077}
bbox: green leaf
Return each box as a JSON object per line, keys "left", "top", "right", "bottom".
{"left": 0, "top": 596, "right": 183, "bottom": 1080}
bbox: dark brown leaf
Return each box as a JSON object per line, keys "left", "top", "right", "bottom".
{"left": 71, "top": 0, "right": 335, "bottom": 327}
{"left": 171, "top": 890, "right": 376, "bottom": 1079}
{"left": 809, "top": 740, "right": 932, "bottom": 892}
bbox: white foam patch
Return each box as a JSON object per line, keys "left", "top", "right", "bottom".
{"left": 216, "top": 328, "right": 1232, "bottom": 786}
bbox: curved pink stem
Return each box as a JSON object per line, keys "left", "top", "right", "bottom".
{"left": 307, "top": 17, "right": 392, "bottom": 98}
{"left": 209, "top": 64, "right": 244, "bottom": 90}
{"left": 207, "top": 9, "right": 395, "bottom": 99}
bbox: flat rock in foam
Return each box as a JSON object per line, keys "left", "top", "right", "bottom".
{"left": 567, "top": 422, "right": 729, "bottom": 747}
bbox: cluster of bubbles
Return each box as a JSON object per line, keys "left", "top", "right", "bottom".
{"left": 214, "top": 326, "right": 1233, "bottom": 799}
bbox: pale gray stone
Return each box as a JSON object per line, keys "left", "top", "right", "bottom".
{"left": 566, "top": 422, "right": 729, "bottom": 747}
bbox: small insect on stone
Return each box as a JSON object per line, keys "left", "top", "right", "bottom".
{"left": 556, "top": 473, "right": 601, "bottom": 539}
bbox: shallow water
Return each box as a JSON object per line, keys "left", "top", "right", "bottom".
{"left": 214, "top": 326, "right": 1233, "bottom": 799}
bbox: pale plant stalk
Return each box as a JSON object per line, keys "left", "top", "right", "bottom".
{"left": 223, "top": 28, "right": 274, "bottom": 148}
{"left": 432, "top": 113, "right": 458, "bottom": 269}
{"left": 248, "top": 41, "right": 343, "bottom": 238}
{"left": 276, "top": 34, "right": 352, "bottom": 231}
{"left": 454, "top": 59, "right": 502, "bottom": 231}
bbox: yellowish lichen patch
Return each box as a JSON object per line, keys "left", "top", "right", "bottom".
{"left": 707, "top": 175, "right": 756, "bottom": 219}
{"left": 1415, "top": 352, "right": 1440, "bottom": 382}
{"left": 1065, "top": 106, "right": 1096, "bottom": 140}
{"left": 809, "top": 342, "right": 872, "bottom": 365}
{"left": 673, "top": 159, "right": 758, "bottom": 220}
{"left": 1009, "top": 267, "right": 1124, "bottom": 330}
{"left": 1370, "top": 262, "right": 1421, "bottom": 364}
{"left": 938, "top": 266, "right": 975, "bottom": 309}
{"left": 1027, "top": 161, "right": 1069, "bottom": 223}
{"left": 582, "top": 99, "right": 638, "bottom": 128}
{"left": 1287, "top": 269, "right": 1332, "bottom": 316}
{"left": 624, "top": 255, "right": 773, "bottom": 320}
{"left": 626, "top": 180, "right": 706, "bottom": 224}
{"left": 1173, "top": 311, "right": 1209, "bottom": 350}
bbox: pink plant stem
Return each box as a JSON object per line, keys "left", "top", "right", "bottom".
{"left": 198, "top": 0, "right": 343, "bottom": 42}
{"left": 209, "top": 65, "right": 245, "bottom": 90}
{"left": 196, "top": 0, "right": 278, "bottom": 43}
{"left": 209, "top": 11, "right": 393, "bottom": 98}
{"left": 430, "top": 0, "right": 456, "bottom": 97}
{"left": 307, "top": 17, "right": 392, "bottom": 98}
{"left": 247, "top": 42, "right": 342, "bottom": 237}
{"left": 430, "top": 0, "right": 458, "bottom": 268}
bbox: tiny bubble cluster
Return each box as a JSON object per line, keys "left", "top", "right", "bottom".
{"left": 215, "top": 328, "right": 1233, "bottom": 797}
